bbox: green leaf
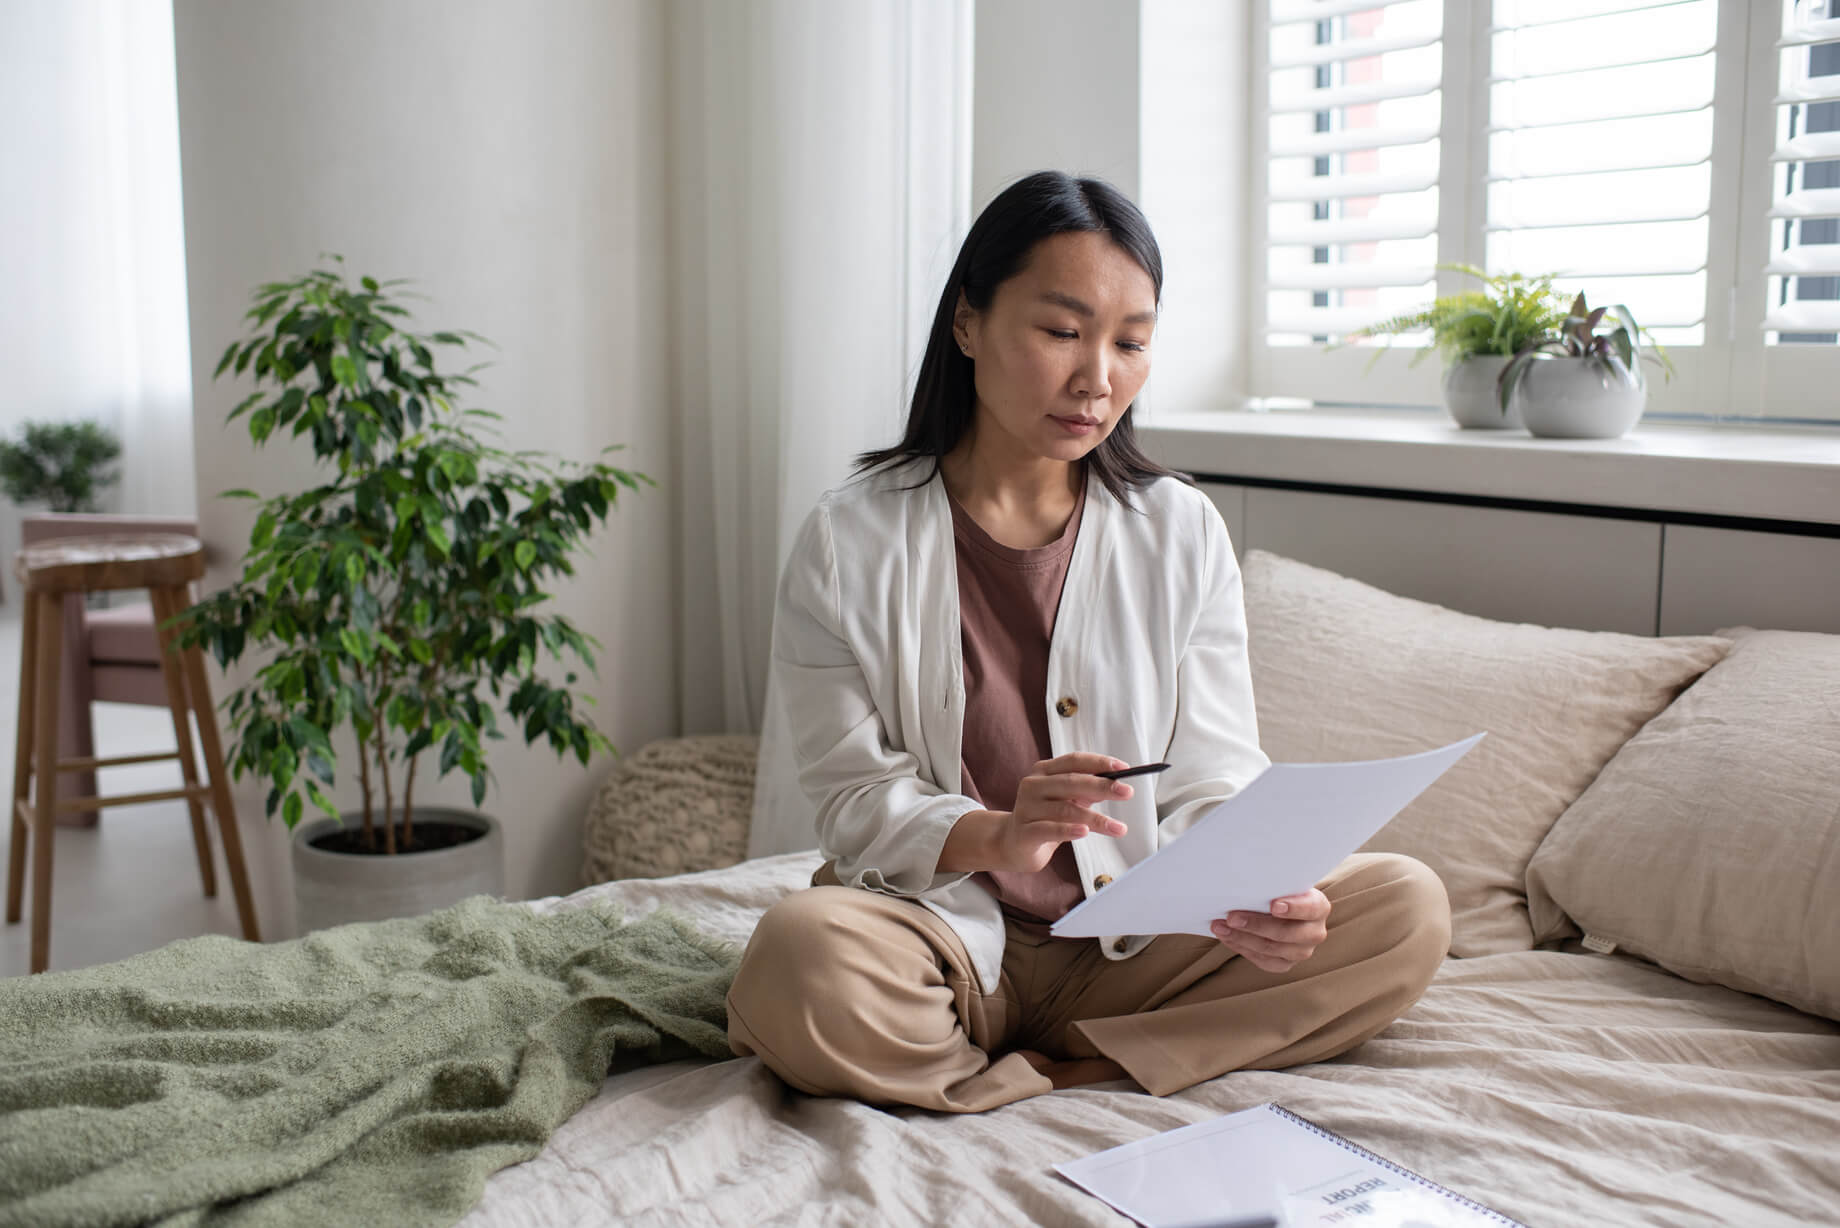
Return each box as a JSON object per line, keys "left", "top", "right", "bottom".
{"left": 251, "top": 511, "right": 277, "bottom": 550}
{"left": 283, "top": 791, "right": 304, "bottom": 829}
{"left": 292, "top": 552, "right": 321, "bottom": 593}
{"left": 331, "top": 354, "right": 358, "bottom": 386}
{"left": 426, "top": 521, "right": 451, "bottom": 557}
{"left": 288, "top": 717, "right": 332, "bottom": 753}
{"left": 306, "top": 781, "right": 339, "bottom": 817}
{"left": 226, "top": 391, "right": 265, "bottom": 424}
{"left": 514, "top": 540, "right": 537, "bottom": 571}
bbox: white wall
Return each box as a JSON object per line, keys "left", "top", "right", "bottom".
{"left": 971, "top": 0, "right": 1249, "bottom": 416}
{"left": 971, "top": 0, "right": 1142, "bottom": 210}
{"left": 1139, "top": 1, "right": 1250, "bottom": 415}
{"left": 172, "top": 0, "right": 675, "bottom": 935}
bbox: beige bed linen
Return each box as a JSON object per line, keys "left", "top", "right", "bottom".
{"left": 465, "top": 853, "right": 1840, "bottom": 1228}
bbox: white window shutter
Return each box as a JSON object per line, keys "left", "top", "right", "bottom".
{"left": 1238, "top": 0, "right": 1840, "bottom": 418}
{"left": 1764, "top": 1, "right": 1840, "bottom": 342}
{"left": 1252, "top": 0, "right": 1455, "bottom": 408}
{"left": 1485, "top": 0, "right": 1720, "bottom": 350}
{"left": 1727, "top": 0, "right": 1840, "bottom": 421}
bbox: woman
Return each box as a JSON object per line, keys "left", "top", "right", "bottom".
{"left": 726, "top": 172, "right": 1450, "bottom": 1113}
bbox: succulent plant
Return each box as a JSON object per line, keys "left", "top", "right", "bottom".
{"left": 1496, "top": 292, "right": 1676, "bottom": 414}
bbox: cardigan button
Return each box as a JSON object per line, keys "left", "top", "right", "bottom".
{"left": 1112, "top": 937, "right": 1129, "bottom": 954}
{"left": 1055, "top": 696, "right": 1078, "bottom": 718}
{"left": 1093, "top": 874, "right": 1114, "bottom": 888}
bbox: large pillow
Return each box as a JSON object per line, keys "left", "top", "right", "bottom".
{"left": 1526, "top": 629, "right": 1840, "bottom": 1019}
{"left": 1240, "top": 550, "right": 1729, "bottom": 956}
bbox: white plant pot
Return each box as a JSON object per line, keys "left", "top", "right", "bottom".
{"left": 1511, "top": 357, "right": 1648, "bottom": 440}
{"left": 292, "top": 808, "right": 505, "bottom": 934}
{"left": 1441, "top": 355, "right": 1523, "bottom": 430}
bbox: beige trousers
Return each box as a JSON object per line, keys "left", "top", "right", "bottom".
{"left": 727, "top": 852, "right": 1451, "bottom": 1113}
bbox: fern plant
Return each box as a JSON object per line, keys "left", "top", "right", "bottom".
{"left": 1335, "top": 264, "right": 1572, "bottom": 372}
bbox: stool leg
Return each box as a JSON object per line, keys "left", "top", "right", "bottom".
{"left": 149, "top": 587, "right": 215, "bottom": 899}
{"left": 172, "top": 609, "right": 260, "bottom": 944}
{"left": 7, "top": 587, "right": 40, "bottom": 925}
{"left": 30, "top": 591, "right": 64, "bottom": 973}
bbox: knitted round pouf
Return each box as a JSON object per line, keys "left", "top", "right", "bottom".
{"left": 580, "top": 734, "right": 760, "bottom": 885}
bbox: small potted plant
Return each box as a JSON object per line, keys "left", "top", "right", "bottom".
{"left": 1337, "top": 264, "right": 1571, "bottom": 429}
{"left": 1496, "top": 293, "right": 1676, "bottom": 440}
{"left": 175, "top": 257, "right": 649, "bottom": 932}
{"left": 0, "top": 419, "right": 122, "bottom": 512}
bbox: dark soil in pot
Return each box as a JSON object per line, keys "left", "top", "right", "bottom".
{"left": 308, "top": 820, "right": 486, "bottom": 856}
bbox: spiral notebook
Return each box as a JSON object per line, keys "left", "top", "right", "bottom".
{"left": 1054, "top": 1102, "right": 1525, "bottom": 1228}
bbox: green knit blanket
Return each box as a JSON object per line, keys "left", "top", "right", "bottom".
{"left": 0, "top": 897, "right": 741, "bottom": 1227}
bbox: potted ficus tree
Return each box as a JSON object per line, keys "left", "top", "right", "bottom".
{"left": 1336, "top": 264, "right": 1571, "bottom": 429}
{"left": 174, "top": 256, "right": 648, "bottom": 932}
{"left": 1496, "top": 292, "right": 1676, "bottom": 439}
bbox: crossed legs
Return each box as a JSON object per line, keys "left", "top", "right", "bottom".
{"left": 726, "top": 853, "right": 1450, "bottom": 1111}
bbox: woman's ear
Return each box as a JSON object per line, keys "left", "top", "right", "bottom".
{"left": 953, "top": 291, "right": 975, "bottom": 358}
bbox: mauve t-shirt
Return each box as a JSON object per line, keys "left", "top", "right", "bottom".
{"left": 948, "top": 478, "right": 1088, "bottom": 925}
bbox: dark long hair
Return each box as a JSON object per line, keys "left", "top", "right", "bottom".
{"left": 854, "top": 170, "right": 1188, "bottom": 506}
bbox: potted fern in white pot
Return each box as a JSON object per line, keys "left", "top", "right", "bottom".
{"left": 1339, "top": 265, "right": 1571, "bottom": 429}
{"left": 1496, "top": 293, "right": 1675, "bottom": 439}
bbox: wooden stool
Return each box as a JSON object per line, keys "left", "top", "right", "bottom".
{"left": 7, "top": 534, "right": 260, "bottom": 973}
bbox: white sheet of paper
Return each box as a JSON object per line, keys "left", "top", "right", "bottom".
{"left": 1054, "top": 1102, "right": 1510, "bottom": 1228}
{"left": 1050, "top": 734, "right": 1484, "bottom": 940}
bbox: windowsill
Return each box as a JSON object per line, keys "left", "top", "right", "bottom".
{"left": 1137, "top": 409, "right": 1840, "bottom": 528}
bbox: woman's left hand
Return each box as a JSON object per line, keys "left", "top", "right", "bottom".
{"left": 1210, "top": 889, "right": 1331, "bottom": 973}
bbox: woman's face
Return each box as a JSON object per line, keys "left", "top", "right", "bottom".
{"left": 954, "top": 230, "right": 1157, "bottom": 465}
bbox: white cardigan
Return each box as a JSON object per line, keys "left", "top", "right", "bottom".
{"left": 768, "top": 460, "right": 1270, "bottom": 994}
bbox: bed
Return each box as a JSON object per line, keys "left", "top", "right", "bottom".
{"left": 465, "top": 550, "right": 1840, "bottom": 1227}
{"left": 466, "top": 851, "right": 1840, "bottom": 1227}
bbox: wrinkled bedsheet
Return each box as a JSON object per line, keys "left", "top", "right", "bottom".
{"left": 463, "top": 853, "right": 1840, "bottom": 1227}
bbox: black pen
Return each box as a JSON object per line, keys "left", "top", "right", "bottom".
{"left": 1095, "top": 762, "right": 1171, "bottom": 781}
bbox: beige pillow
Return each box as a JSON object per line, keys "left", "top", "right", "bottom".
{"left": 1526, "top": 629, "right": 1840, "bottom": 1019}
{"left": 1240, "top": 550, "right": 1730, "bottom": 956}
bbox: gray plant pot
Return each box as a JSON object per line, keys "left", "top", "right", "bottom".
{"left": 1441, "top": 355, "right": 1523, "bottom": 430}
{"left": 291, "top": 807, "right": 505, "bottom": 934}
{"left": 1512, "top": 357, "right": 1647, "bottom": 440}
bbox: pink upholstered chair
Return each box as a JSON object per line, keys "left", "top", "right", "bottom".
{"left": 18, "top": 513, "right": 201, "bottom": 819}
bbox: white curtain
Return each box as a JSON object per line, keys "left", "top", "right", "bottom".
{"left": 0, "top": 0, "right": 195, "bottom": 571}
{"left": 668, "top": 1, "right": 973, "bottom": 855}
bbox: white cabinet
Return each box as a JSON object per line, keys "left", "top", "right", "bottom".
{"left": 1199, "top": 482, "right": 1247, "bottom": 558}
{"left": 1226, "top": 486, "right": 1664, "bottom": 635}
{"left": 1658, "top": 526, "right": 1840, "bottom": 635}
{"left": 1197, "top": 482, "right": 1837, "bottom": 636}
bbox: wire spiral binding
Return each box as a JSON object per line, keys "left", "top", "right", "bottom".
{"left": 1265, "top": 1104, "right": 1527, "bottom": 1228}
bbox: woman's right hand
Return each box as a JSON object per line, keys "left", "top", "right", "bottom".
{"left": 939, "top": 753, "right": 1133, "bottom": 874}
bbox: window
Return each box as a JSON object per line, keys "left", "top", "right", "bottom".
{"left": 1765, "top": 0, "right": 1840, "bottom": 347}
{"left": 1244, "top": 0, "right": 1840, "bottom": 422}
